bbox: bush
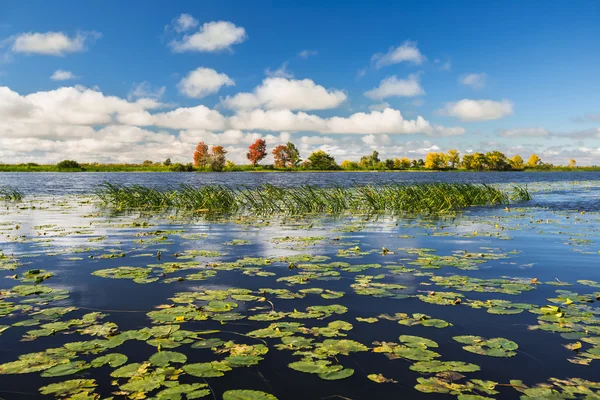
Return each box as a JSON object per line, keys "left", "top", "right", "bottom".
{"left": 56, "top": 160, "right": 81, "bottom": 169}
{"left": 170, "top": 163, "right": 194, "bottom": 172}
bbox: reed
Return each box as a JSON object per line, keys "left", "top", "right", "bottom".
{"left": 96, "top": 182, "right": 530, "bottom": 215}
{"left": 0, "top": 186, "right": 24, "bottom": 201}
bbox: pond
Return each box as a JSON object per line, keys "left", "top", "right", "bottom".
{"left": 0, "top": 172, "right": 599, "bottom": 399}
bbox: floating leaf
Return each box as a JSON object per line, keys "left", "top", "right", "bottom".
{"left": 222, "top": 390, "right": 278, "bottom": 400}
{"left": 149, "top": 351, "right": 187, "bottom": 367}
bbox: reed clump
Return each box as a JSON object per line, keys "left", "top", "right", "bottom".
{"left": 96, "top": 182, "right": 530, "bottom": 215}
{"left": 0, "top": 186, "right": 23, "bottom": 202}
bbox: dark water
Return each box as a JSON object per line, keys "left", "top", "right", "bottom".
{"left": 0, "top": 173, "right": 599, "bottom": 399}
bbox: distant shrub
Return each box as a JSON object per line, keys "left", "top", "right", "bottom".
{"left": 170, "top": 163, "right": 193, "bottom": 172}
{"left": 56, "top": 160, "right": 81, "bottom": 169}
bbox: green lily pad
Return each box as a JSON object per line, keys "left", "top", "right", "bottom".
{"left": 149, "top": 351, "right": 187, "bottom": 367}
{"left": 222, "top": 390, "right": 278, "bottom": 400}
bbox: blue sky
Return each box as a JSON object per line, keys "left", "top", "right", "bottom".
{"left": 1, "top": 0, "right": 599, "bottom": 164}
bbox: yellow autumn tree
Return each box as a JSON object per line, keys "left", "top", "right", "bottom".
{"left": 425, "top": 152, "right": 447, "bottom": 169}
{"left": 447, "top": 149, "right": 460, "bottom": 168}
{"left": 527, "top": 154, "right": 542, "bottom": 168}
{"left": 510, "top": 155, "right": 524, "bottom": 170}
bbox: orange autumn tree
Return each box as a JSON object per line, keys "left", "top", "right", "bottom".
{"left": 247, "top": 139, "right": 267, "bottom": 167}
{"left": 193, "top": 142, "right": 210, "bottom": 168}
{"left": 272, "top": 144, "right": 291, "bottom": 168}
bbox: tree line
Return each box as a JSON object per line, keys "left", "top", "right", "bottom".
{"left": 7, "top": 143, "right": 581, "bottom": 172}
{"left": 190, "top": 140, "right": 573, "bottom": 172}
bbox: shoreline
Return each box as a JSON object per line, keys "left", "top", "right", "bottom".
{"left": 0, "top": 168, "right": 599, "bottom": 173}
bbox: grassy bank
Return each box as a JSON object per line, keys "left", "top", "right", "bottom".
{"left": 96, "top": 182, "right": 531, "bottom": 215}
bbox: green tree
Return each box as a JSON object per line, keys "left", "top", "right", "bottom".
{"left": 384, "top": 159, "right": 394, "bottom": 169}
{"left": 56, "top": 160, "right": 81, "bottom": 169}
{"left": 210, "top": 146, "right": 227, "bottom": 171}
{"left": 341, "top": 160, "right": 361, "bottom": 170}
{"left": 307, "top": 150, "right": 338, "bottom": 170}
{"left": 461, "top": 154, "right": 474, "bottom": 170}
{"left": 286, "top": 142, "right": 301, "bottom": 167}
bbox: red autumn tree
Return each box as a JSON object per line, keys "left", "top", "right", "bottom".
{"left": 272, "top": 144, "right": 290, "bottom": 168}
{"left": 193, "top": 141, "right": 210, "bottom": 167}
{"left": 247, "top": 139, "right": 267, "bottom": 167}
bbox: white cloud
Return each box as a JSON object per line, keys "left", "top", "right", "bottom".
{"left": 298, "top": 49, "right": 318, "bottom": 58}
{"left": 499, "top": 127, "right": 549, "bottom": 137}
{"left": 173, "top": 14, "right": 198, "bottom": 32}
{"left": 11, "top": 31, "right": 100, "bottom": 56}
{"left": 230, "top": 107, "right": 464, "bottom": 136}
{"left": 50, "top": 69, "right": 77, "bottom": 81}
{"left": 439, "top": 99, "right": 513, "bottom": 122}
{"left": 123, "top": 105, "right": 228, "bottom": 131}
{"left": 300, "top": 135, "right": 334, "bottom": 145}
{"left": 177, "top": 67, "right": 234, "bottom": 98}
{"left": 127, "top": 82, "right": 166, "bottom": 101}
{"left": 170, "top": 21, "right": 247, "bottom": 52}
{"left": 372, "top": 41, "right": 425, "bottom": 69}
{"left": 0, "top": 85, "right": 163, "bottom": 128}
{"left": 0, "top": 85, "right": 468, "bottom": 164}
{"left": 364, "top": 74, "right": 424, "bottom": 100}
{"left": 362, "top": 134, "right": 391, "bottom": 146}
{"left": 459, "top": 73, "right": 487, "bottom": 89}
{"left": 265, "top": 62, "right": 293, "bottom": 78}
{"left": 222, "top": 77, "right": 347, "bottom": 111}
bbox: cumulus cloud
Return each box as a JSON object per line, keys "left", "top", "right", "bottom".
{"left": 177, "top": 67, "right": 234, "bottom": 98}
{"left": 459, "top": 73, "right": 487, "bottom": 89}
{"left": 298, "top": 49, "right": 318, "bottom": 58}
{"left": 438, "top": 99, "right": 513, "bottom": 122}
{"left": 499, "top": 127, "right": 549, "bottom": 137}
{"left": 170, "top": 21, "right": 247, "bottom": 52}
{"left": 221, "top": 77, "right": 346, "bottom": 111}
{"left": 364, "top": 74, "right": 424, "bottom": 100}
{"left": 11, "top": 31, "right": 100, "bottom": 56}
{"left": 0, "top": 85, "right": 163, "bottom": 129}
{"left": 372, "top": 41, "right": 425, "bottom": 69}
{"left": 50, "top": 69, "right": 77, "bottom": 81}
{"left": 230, "top": 107, "right": 464, "bottom": 136}
{"left": 0, "top": 85, "right": 467, "bottom": 164}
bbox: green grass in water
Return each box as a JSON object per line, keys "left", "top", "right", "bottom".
{"left": 0, "top": 186, "right": 23, "bottom": 202}
{"left": 96, "top": 182, "right": 531, "bottom": 215}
